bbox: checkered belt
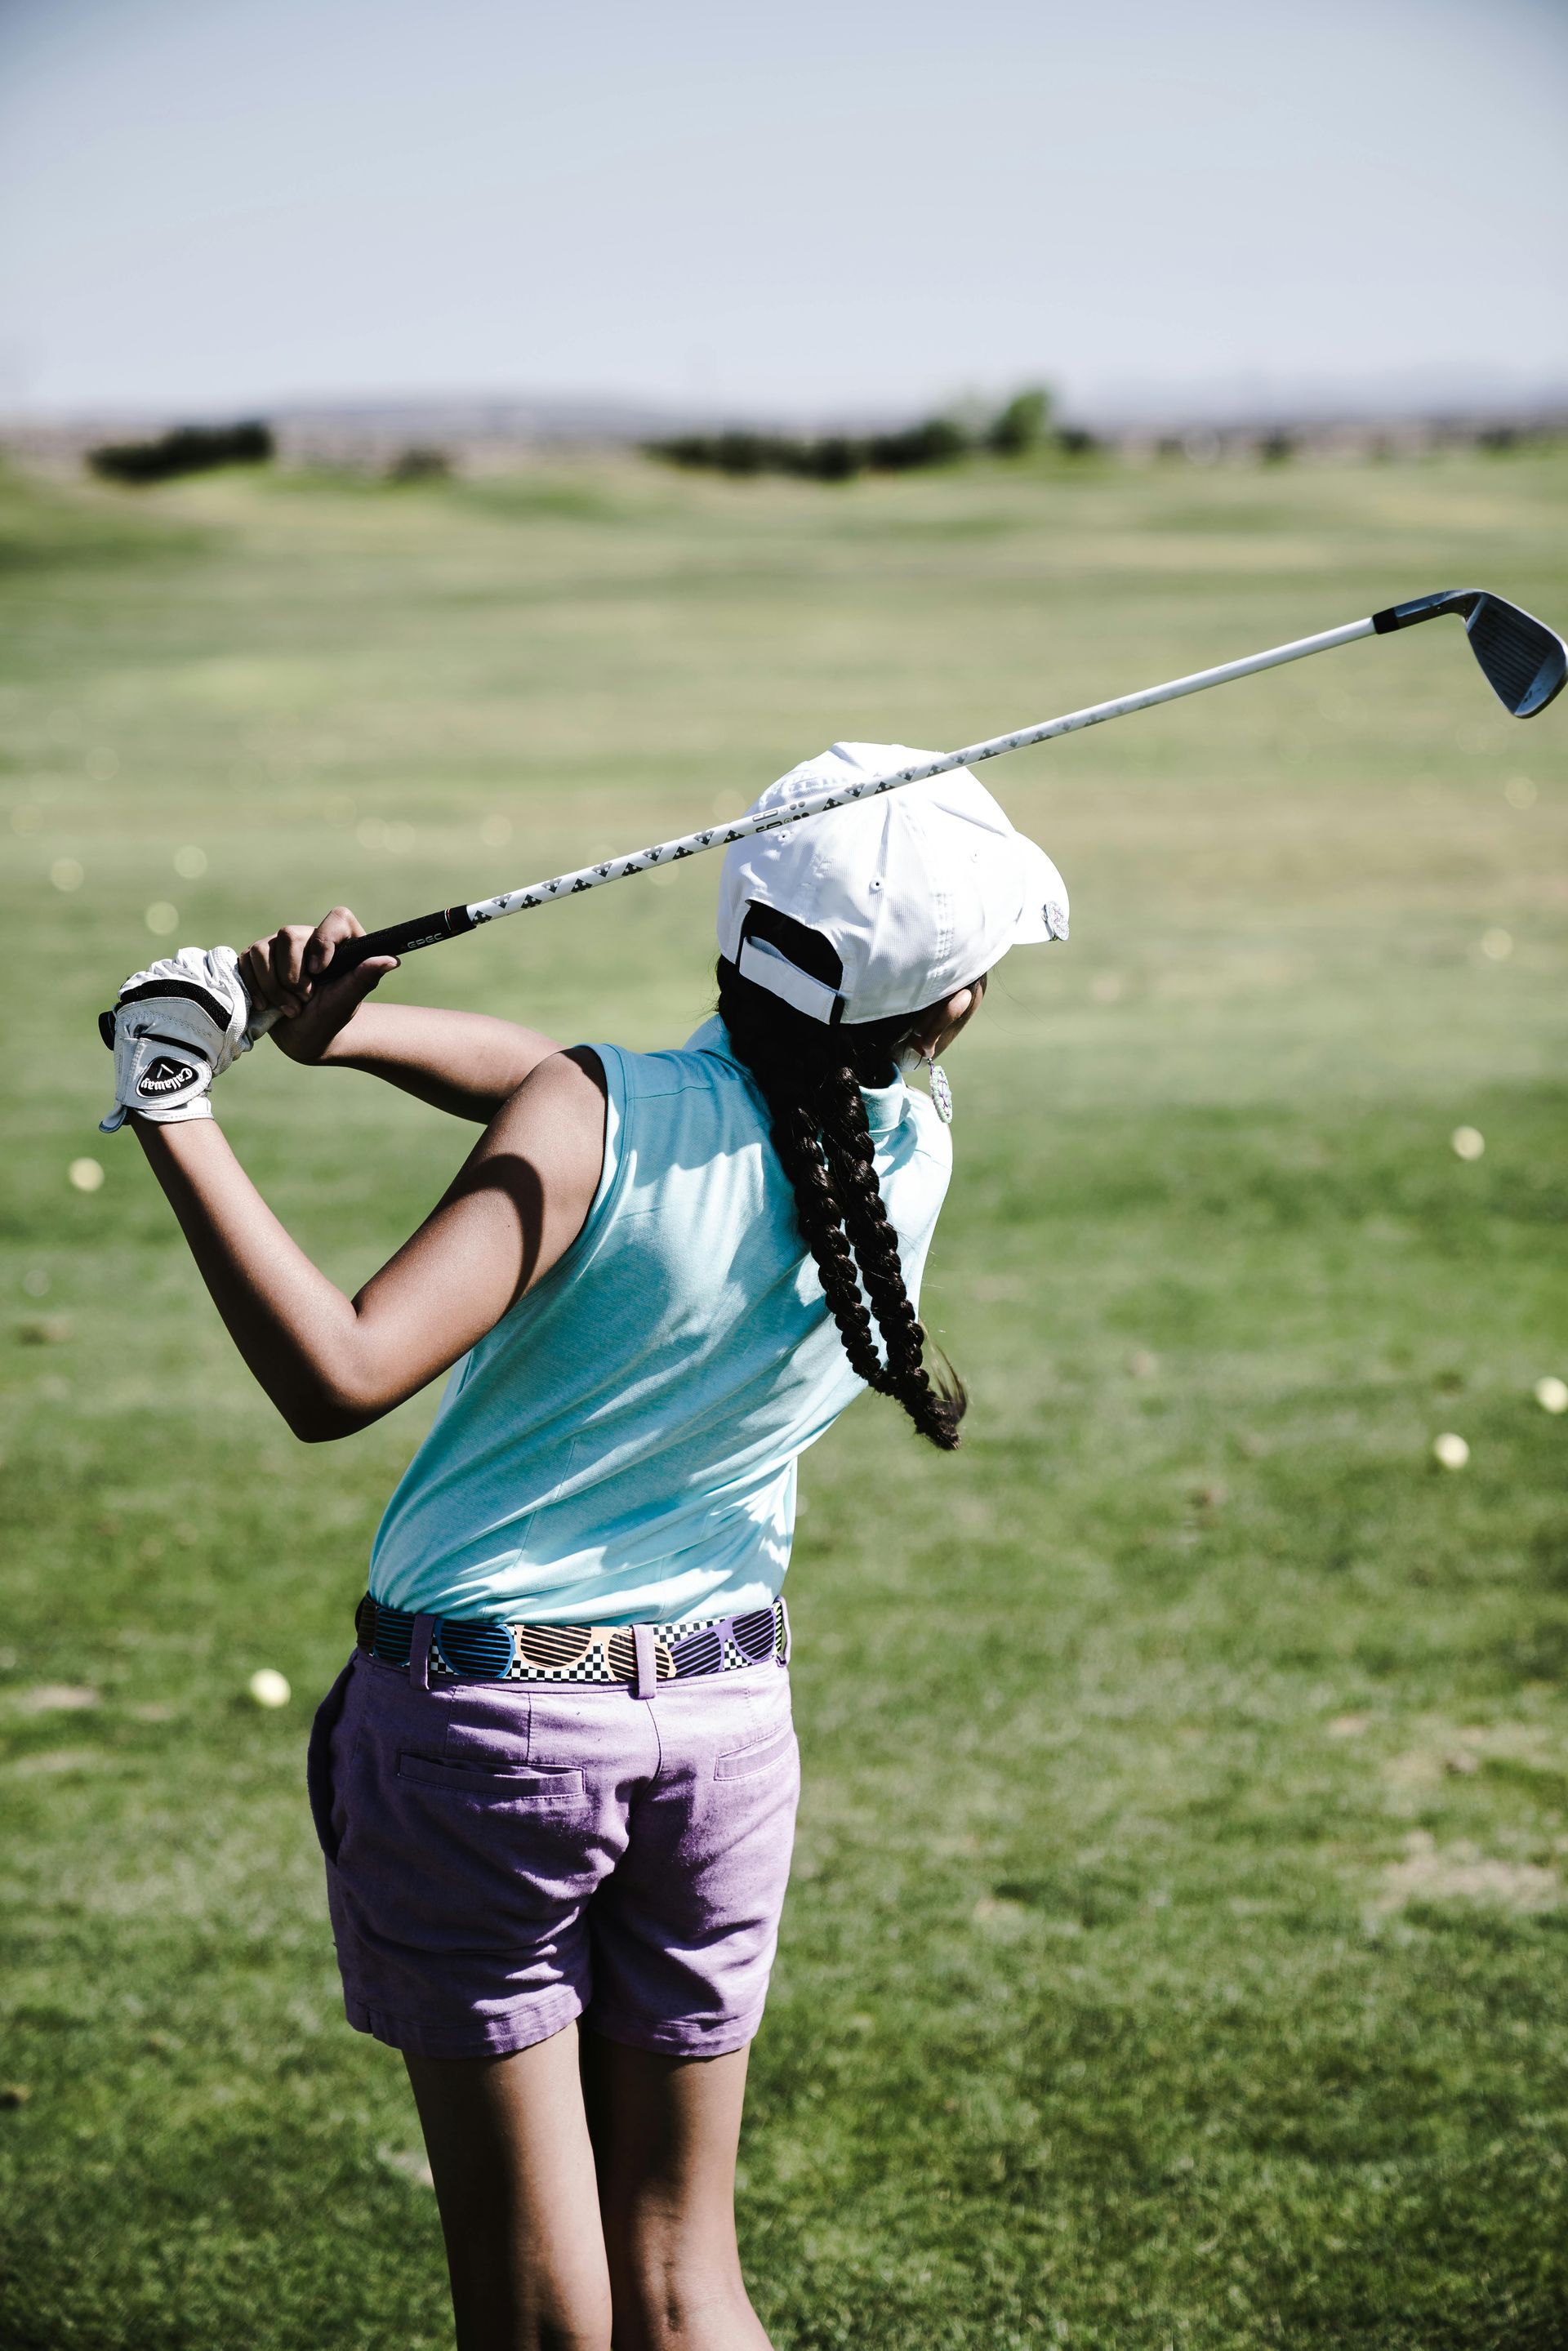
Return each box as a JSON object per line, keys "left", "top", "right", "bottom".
{"left": 355, "top": 1591, "right": 790, "bottom": 1685}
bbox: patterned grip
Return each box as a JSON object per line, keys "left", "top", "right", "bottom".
{"left": 332, "top": 906, "right": 475, "bottom": 969}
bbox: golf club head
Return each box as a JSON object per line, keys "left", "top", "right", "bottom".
{"left": 1465, "top": 595, "right": 1566, "bottom": 719}
{"left": 1372, "top": 588, "right": 1567, "bottom": 719}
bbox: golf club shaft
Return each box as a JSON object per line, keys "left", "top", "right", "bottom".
{"left": 308, "top": 614, "right": 1375, "bottom": 1000}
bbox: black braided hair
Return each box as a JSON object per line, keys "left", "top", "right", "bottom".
{"left": 715, "top": 921, "right": 967, "bottom": 1450}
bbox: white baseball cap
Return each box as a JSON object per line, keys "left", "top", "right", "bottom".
{"left": 716, "top": 741, "right": 1068, "bottom": 1026}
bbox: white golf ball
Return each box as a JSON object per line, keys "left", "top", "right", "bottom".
{"left": 145, "top": 902, "right": 179, "bottom": 936}
{"left": 1432, "top": 1432, "right": 1470, "bottom": 1471}
{"left": 68, "top": 1158, "right": 105, "bottom": 1194}
{"left": 247, "top": 1668, "right": 292, "bottom": 1709}
{"left": 173, "top": 844, "right": 207, "bottom": 879}
{"left": 1480, "top": 928, "right": 1512, "bottom": 962}
{"left": 1535, "top": 1377, "right": 1568, "bottom": 1416}
{"left": 50, "top": 858, "right": 83, "bottom": 893}
{"left": 1450, "top": 1126, "right": 1486, "bottom": 1162}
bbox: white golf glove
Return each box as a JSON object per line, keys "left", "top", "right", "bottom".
{"left": 98, "top": 945, "right": 261, "bottom": 1133}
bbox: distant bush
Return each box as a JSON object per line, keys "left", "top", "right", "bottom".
{"left": 646, "top": 386, "right": 1094, "bottom": 483}
{"left": 655, "top": 433, "right": 757, "bottom": 475}
{"left": 87, "top": 421, "right": 274, "bottom": 486}
{"left": 648, "top": 416, "right": 971, "bottom": 483}
{"left": 712, "top": 432, "right": 782, "bottom": 476}
{"left": 800, "top": 435, "right": 863, "bottom": 482}
{"left": 1258, "top": 430, "right": 1295, "bottom": 465}
{"left": 386, "top": 445, "right": 451, "bottom": 483}
{"left": 987, "top": 388, "right": 1051, "bottom": 456}
{"left": 866, "top": 417, "right": 969, "bottom": 470}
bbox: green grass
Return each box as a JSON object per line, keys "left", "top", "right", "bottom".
{"left": 2, "top": 443, "right": 1567, "bottom": 2350}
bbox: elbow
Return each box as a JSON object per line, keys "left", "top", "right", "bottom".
{"left": 271, "top": 1334, "right": 408, "bottom": 1443}
{"left": 280, "top": 1385, "right": 385, "bottom": 1445}
{"left": 287, "top": 1409, "right": 363, "bottom": 1445}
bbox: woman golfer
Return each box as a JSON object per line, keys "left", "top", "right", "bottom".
{"left": 103, "top": 744, "right": 1066, "bottom": 2351}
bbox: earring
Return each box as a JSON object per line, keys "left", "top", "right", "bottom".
{"left": 898, "top": 1044, "right": 954, "bottom": 1124}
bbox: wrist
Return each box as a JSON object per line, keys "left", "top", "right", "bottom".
{"left": 314, "top": 1000, "right": 396, "bottom": 1066}
{"left": 273, "top": 1000, "right": 376, "bottom": 1067}
{"left": 130, "top": 1106, "right": 222, "bottom": 1149}
{"left": 312, "top": 1023, "right": 363, "bottom": 1066}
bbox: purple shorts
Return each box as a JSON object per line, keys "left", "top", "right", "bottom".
{"left": 307, "top": 1645, "right": 800, "bottom": 2062}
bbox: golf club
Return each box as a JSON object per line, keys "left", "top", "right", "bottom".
{"left": 113, "top": 586, "right": 1562, "bottom": 1045}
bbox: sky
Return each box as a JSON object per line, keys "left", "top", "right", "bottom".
{"left": 1, "top": 0, "right": 1566, "bottom": 424}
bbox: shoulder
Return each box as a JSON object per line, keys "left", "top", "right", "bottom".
{"left": 483, "top": 1046, "right": 607, "bottom": 1169}
{"left": 463, "top": 1049, "right": 609, "bottom": 1285}
{"left": 595, "top": 1023, "right": 749, "bottom": 1107}
{"left": 510, "top": 1044, "right": 607, "bottom": 1114}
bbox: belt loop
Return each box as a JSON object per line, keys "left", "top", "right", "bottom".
{"left": 631, "top": 1624, "right": 657, "bottom": 1701}
{"left": 777, "top": 1595, "right": 791, "bottom": 1667}
{"left": 409, "top": 1614, "right": 436, "bottom": 1694}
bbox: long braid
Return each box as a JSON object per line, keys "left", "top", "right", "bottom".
{"left": 817, "top": 1074, "right": 963, "bottom": 1448}
{"left": 760, "top": 1075, "right": 890, "bottom": 1396}
{"left": 716, "top": 957, "right": 966, "bottom": 1450}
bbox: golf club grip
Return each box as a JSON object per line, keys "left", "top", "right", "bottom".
{"left": 244, "top": 906, "right": 472, "bottom": 1038}
{"left": 332, "top": 904, "right": 476, "bottom": 972}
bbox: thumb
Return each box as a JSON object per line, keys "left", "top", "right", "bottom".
{"left": 336, "top": 954, "right": 399, "bottom": 1011}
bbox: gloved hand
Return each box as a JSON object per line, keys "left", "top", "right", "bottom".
{"left": 98, "top": 945, "right": 261, "bottom": 1133}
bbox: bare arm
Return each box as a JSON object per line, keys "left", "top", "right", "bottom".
{"left": 316, "top": 1000, "right": 563, "bottom": 1120}
{"left": 136, "top": 1048, "right": 607, "bottom": 1440}
{"left": 239, "top": 907, "right": 561, "bottom": 1121}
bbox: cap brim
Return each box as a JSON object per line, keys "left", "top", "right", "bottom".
{"left": 1007, "top": 833, "right": 1070, "bottom": 945}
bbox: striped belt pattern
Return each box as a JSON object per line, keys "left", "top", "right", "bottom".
{"left": 355, "top": 1591, "right": 790, "bottom": 1685}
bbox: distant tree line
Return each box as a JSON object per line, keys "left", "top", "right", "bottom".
{"left": 646, "top": 388, "right": 1098, "bottom": 481}
{"left": 88, "top": 421, "right": 274, "bottom": 485}
{"left": 74, "top": 403, "right": 1557, "bottom": 492}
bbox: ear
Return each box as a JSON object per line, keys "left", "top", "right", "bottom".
{"left": 907, "top": 986, "right": 975, "bottom": 1058}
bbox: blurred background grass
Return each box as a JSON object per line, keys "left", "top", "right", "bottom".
{"left": 2, "top": 444, "right": 1566, "bottom": 2349}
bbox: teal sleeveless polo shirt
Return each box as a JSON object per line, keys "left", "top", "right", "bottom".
{"left": 367, "top": 1017, "right": 952, "bottom": 1626}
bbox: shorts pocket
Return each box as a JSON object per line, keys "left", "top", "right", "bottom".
{"left": 715, "top": 1721, "right": 796, "bottom": 1782}
{"left": 306, "top": 1659, "right": 356, "bottom": 1863}
{"left": 396, "top": 1752, "right": 586, "bottom": 1804}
